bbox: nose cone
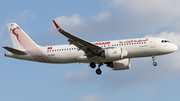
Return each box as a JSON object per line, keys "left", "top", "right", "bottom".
{"left": 161, "top": 43, "right": 178, "bottom": 54}
{"left": 170, "top": 44, "right": 178, "bottom": 52}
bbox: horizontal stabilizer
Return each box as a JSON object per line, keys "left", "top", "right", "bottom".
{"left": 3, "top": 47, "right": 27, "bottom": 55}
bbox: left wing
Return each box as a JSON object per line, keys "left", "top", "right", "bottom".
{"left": 53, "top": 20, "right": 103, "bottom": 58}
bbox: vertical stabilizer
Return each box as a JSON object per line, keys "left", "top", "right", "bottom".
{"left": 7, "top": 23, "right": 39, "bottom": 51}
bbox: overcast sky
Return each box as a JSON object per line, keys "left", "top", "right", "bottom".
{"left": 1, "top": 0, "right": 180, "bottom": 101}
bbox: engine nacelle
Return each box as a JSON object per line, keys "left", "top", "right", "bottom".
{"left": 105, "top": 59, "right": 130, "bottom": 70}
{"left": 101, "top": 48, "right": 128, "bottom": 60}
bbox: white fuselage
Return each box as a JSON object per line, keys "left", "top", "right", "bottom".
{"left": 5, "top": 37, "right": 178, "bottom": 64}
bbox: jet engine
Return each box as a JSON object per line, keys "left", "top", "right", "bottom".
{"left": 99, "top": 48, "right": 128, "bottom": 60}
{"left": 105, "top": 59, "right": 130, "bottom": 70}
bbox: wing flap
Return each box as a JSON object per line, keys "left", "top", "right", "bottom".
{"left": 3, "top": 47, "right": 27, "bottom": 55}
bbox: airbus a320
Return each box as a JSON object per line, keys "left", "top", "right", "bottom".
{"left": 3, "top": 20, "right": 178, "bottom": 75}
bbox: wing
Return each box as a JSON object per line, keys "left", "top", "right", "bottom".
{"left": 53, "top": 20, "right": 103, "bottom": 58}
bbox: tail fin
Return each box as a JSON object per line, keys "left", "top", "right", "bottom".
{"left": 7, "top": 23, "right": 39, "bottom": 51}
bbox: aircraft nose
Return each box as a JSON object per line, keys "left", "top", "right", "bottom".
{"left": 171, "top": 44, "right": 178, "bottom": 52}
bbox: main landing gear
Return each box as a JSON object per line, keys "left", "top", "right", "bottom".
{"left": 89, "top": 62, "right": 103, "bottom": 75}
{"left": 90, "top": 62, "right": 96, "bottom": 68}
{"left": 152, "top": 56, "right": 157, "bottom": 66}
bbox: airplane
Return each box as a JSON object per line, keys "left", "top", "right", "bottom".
{"left": 3, "top": 20, "right": 178, "bottom": 75}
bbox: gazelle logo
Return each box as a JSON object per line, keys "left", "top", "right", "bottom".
{"left": 112, "top": 51, "right": 117, "bottom": 54}
{"left": 10, "top": 26, "right": 21, "bottom": 43}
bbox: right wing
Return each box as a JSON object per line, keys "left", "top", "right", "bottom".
{"left": 53, "top": 20, "right": 103, "bottom": 58}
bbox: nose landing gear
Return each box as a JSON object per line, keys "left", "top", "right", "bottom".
{"left": 152, "top": 56, "right": 157, "bottom": 66}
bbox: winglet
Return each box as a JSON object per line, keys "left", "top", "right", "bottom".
{"left": 53, "top": 20, "right": 62, "bottom": 31}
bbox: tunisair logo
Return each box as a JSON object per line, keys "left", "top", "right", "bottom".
{"left": 94, "top": 42, "right": 110, "bottom": 45}
{"left": 112, "top": 51, "right": 117, "bottom": 54}
{"left": 10, "top": 26, "right": 21, "bottom": 43}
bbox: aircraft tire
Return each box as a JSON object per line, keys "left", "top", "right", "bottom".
{"left": 90, "top": 62, "right": 96, "bottom": 69}
{"left": 153, "top": 62, "right": 157, "bottom": 66}
{"left": 96, "top": 69, "right": 102, "bottom": 75}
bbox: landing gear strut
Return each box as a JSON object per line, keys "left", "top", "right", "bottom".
{"left": 152, "top": 56, "right": 157, "bottom": 66}
{"left": 96, "top": 63, "right": 103, "bottom": 75}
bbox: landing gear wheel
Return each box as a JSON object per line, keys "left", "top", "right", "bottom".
{"left": 152, "top": 56, "right": 157, "bottom": 66}
{"left": 96, "top": 69, "right": 102, "bottom": 75}
{"left": 153, "top": 62, "right": 157, "bottom": 66}
{"left": 90, "top": 62, "right": 96, "bottom": 69}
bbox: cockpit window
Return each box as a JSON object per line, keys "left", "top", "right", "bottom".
{"left": 162, "top": 40, "right": 170, "bottom": 43}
